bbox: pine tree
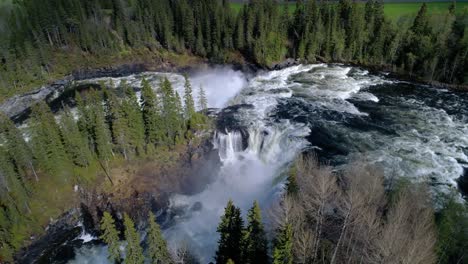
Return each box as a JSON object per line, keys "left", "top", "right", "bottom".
{"left": 100, "top": 212, "right": 121, "bottom": 263}
{"left": 123, "top": 213, "right": 144, "bottom": 264}
{"left": 244, "top": 201, "right": 268, "bottom": 264}
{"left": 147, "top": 212, "right": 172, "bottom": 264}
{"left": 198, "top": 85, "right": 208, "bottom": 111}
{"left": 215, "top": 200, "right": 244, "bottom": 264}
{"left": 272, "top": 224, "right": 293, "bottom": 264}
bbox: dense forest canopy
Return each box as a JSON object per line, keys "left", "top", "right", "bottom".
{"left": 0, "top": 0, "right": 467, "bottom": 102}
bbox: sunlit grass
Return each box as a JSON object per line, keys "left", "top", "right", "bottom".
{"left": 230, "top": 2, "right": 468, "bottom": 20}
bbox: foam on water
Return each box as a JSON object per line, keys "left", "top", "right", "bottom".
{"left": 78, "top": 66, "right": 247, "bottom": 110}
{"left": 68, "top": 245, "right": 109, "bottom": 264}
{"left": 75, "top": 222, "right": 97, "bottom": 243}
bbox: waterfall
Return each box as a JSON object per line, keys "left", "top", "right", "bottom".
{"left": 213, "top": 130, "right": 244, "bottom": 162}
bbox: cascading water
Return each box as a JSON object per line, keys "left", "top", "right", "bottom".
{"left": 64, "top": 64, "right": 468, "bottom": 263}
{"left": 164, "top": 123, "right": 309, "bottom": 263}
{"left": 213, "top": 131, "right": 245, "bottom": 162}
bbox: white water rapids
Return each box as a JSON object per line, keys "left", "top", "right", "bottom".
{"left": 68, "top": 64, "right": 468, "bottom": 263}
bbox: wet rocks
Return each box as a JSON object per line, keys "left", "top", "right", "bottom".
{"left": 270, "top": 58, "right": 300, "bottom": 70}
{"left": 15, "top": 209, "right": 82, "bottom": 264}
{"left": 0, "top": 79, "right": 72, "bottom": 122}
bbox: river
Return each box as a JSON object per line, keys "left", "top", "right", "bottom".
{"left": 56, "top": 64, "right": 468, "bottom": 263}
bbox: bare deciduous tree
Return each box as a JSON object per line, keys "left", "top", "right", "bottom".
{"left": 271, "top": 155, "right": 437, "bottom": 264}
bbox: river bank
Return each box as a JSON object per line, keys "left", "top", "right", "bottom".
{"left": 2, "top": 54, "right": 466, "bottom": 123}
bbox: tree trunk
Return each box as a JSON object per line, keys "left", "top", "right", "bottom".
{"left": 331, "top": 209, "right": 351, "bottom": 264}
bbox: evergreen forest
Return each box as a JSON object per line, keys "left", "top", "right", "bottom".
{"left": 0, "top": 0, "right": 467, "bottom": 101}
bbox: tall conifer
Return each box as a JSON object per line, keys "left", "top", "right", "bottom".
{"left": 215, "top": 200, "right": 244, "bottom": 264}
{"left": 147, "top": 212, "right": 172, "bottom": 264}
{"left": 244, "top": 201, "right": 268, "bottom": 264}
{"left": 100, "top": 212, "right": 121, "bottom": 263}
{"left": 123, "top": 213, "right": 144, "bottom": 264}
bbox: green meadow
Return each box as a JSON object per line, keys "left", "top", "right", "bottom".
{"left": 230, "top": 2, "right": 468, "bottom": 20}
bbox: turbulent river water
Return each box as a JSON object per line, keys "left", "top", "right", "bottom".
{"left": 62, "top": 64, "right": 468, "bottom": 263}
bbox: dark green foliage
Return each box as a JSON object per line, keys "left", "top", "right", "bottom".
{"left": 183, "top": 75, "right": 196, "bottom": 121}
{"left": 100, "top": 212, "right": 121, "bottom": 263}
{"left": 59, "top": 108, "right": 92, "bottom": 168}
{"left": 123, "top": 213, "right": 144, "bottom": 264}
{"left": 198, "top": 85, "right": 208, "bottom": 111}
{"left": 140, "top": 78, "right": 165, "bottom": 149}
{"left": 87, "top": 90, "right": 114, "bottom": 162}
{"left": 160, "top": 78, "right": 184, "bottom": 145}
{"left": 147, "top": 212, "right": 172, "bottom": 264}
{"left": 243, "top": 201, "right": 268, "bottom": 264}
{"left": 272, "top": 224, "right": 293, "bottom": 264}
{"left": 436, "top": 193, "right": 468, "bottom": 264}
{"left": 1, "top": 0, "right": 467, "bottom": 98}
{"left": 120, "top": 81, "right": 146, "bottom": 158}
{"left": 215, "top": 200, "right": 244, "bottom": 264}
{"left": 30, "top": 101, "right": 72, "bottom": 179}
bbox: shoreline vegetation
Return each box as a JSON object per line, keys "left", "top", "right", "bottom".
{"left": 1, "top": 0, "right": 468, "bottom": 103}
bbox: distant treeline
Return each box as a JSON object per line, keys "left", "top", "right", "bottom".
{"left": 0, "top": 0, "right": 467, "bottom": 100}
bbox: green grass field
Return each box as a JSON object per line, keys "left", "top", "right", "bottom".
{"left": 230, "top": 2, "right": 468, "bottom": 20}
{"left": 385, "top": 2, "right": 468, "bottom": 20}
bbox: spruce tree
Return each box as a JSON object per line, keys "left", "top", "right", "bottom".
{"left": 183, "top": 75, "right": 196, "bottom": 121}
{"left": 160, "top": 78, "right": 183, "bottom": 145}
{"left": 147, "top": 212, "right": 172, "bottom": 264}
{"left": 30, "top": 101, "right": 71, "bottom": 179}
{"left": 174, "top": 91, "right": 185, "bottom": 144}
{"left": 272, "top": 224, "right": 293, "bottom": 264}
{"left": 59, "top": 107, "right": 92, "bottom": 168}
{"left": 103, "top": 86, "right": 130, "bottom": 159}
{"left": 75, "top": 91, "right": 93, "bottom": 151}
{"left": 88, "top": 90, "right": 113, "bottom": 162}
{"left": 0, "top": 146, "right": 30, "bottom": 215}
{"left": 140, "top": 78, "right": 165, "bottom": 148}
{"left": 244, "top": 201, "right": 268, "bottom": 264}
{"left": 120, "top": 81, "right": 145, "bottom": 157}
{"left": 215, "top": 200, "right": 244, "bottom": 264}
{"left": 198, "top": 85, "right": 208, "bottom": 111}
{"left": 123, "top": 213, "right": 144, "bottom": 264}
{"left": 100, "top": 212, "right": 121, "bottom": 263}
{"left": 0, "top": 113, "right": 35, "bottom": 180}
{"left": 412, "top": 3, "right": 431, "bottom": 35}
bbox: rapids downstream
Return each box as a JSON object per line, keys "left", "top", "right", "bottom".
{"left": 54, "top": 64, "right": 468, "bottom": 263}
